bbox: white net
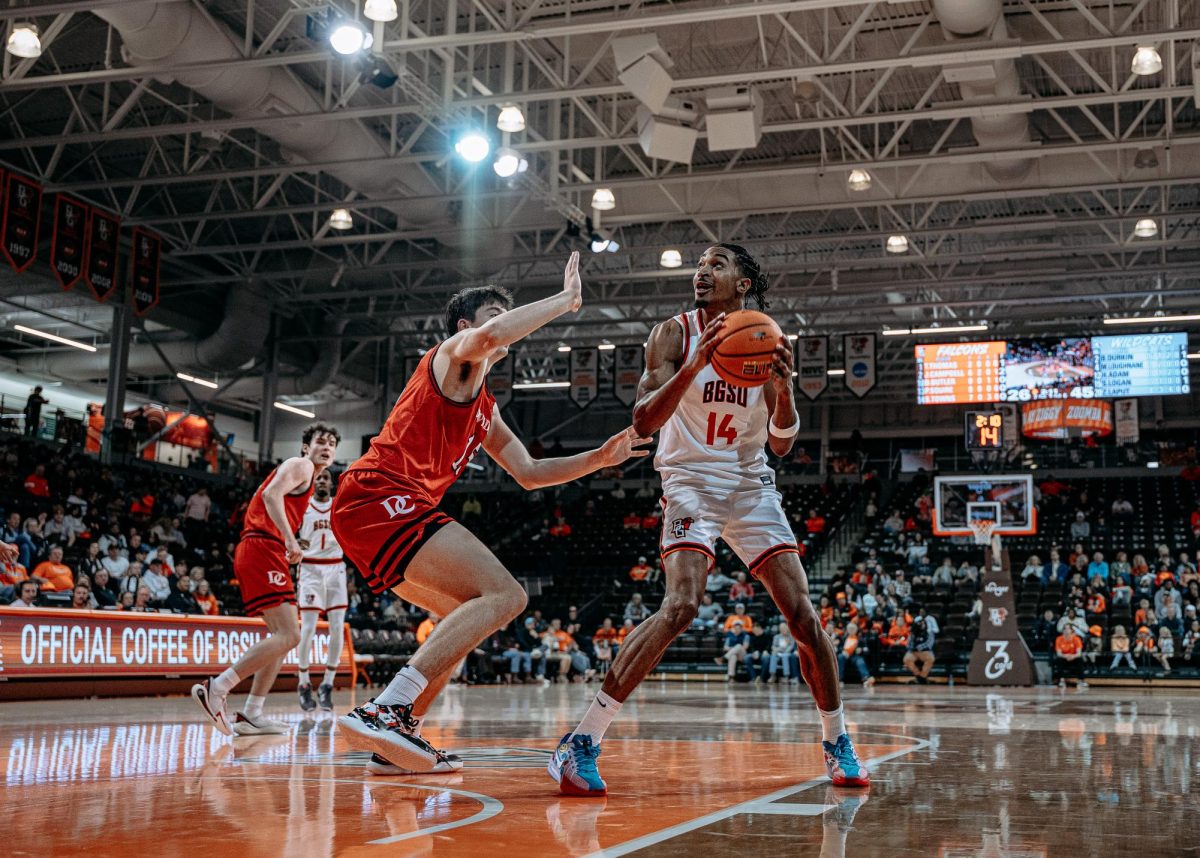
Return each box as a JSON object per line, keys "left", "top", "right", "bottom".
{"left": 968, "top": 517, "right": 997, "bottom": 547}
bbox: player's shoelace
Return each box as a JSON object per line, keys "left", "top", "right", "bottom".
{"left": 570, "top": 736, "right": 602, "bottom": 780}
{"left": 827, "top": 735, "right": 862, "bottom": 773}
{"left": 368, "top": 702, "right": 452, "bottom": 764}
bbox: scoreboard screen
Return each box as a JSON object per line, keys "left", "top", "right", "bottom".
{"left": 916, "top": 333, "right": 1189, "bottom": 405}
{"left": 965, "top": 411, "right": 1003, "bottom": 450}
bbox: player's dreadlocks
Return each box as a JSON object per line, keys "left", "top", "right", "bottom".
{"left": 716, "top": 243, "right": 770, "bottom": 311}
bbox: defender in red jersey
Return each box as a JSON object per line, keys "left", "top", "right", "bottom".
{"left": 192, "top": 423, "right": 340, "bottom": 737}
{"left": 335, "top": 252, "right": 651, "bottom": 775}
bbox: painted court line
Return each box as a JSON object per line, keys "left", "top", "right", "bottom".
{"left": 585, "top": 737, "right": 930, "bottom": 858}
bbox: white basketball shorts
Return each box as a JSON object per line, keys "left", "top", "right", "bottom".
{"left": 297, "top": 560, "right": 348, "bottom": 614}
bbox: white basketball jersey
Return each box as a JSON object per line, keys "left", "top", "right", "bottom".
{"left": 655, "top": 309, "right": 774, "bottom": 490}
{"left": 299, "top": 498, "right": 342, "bottom": 561}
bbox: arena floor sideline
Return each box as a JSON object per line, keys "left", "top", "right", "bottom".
{"left": 2, "top": 683, "right": 1195, "bottom": 856}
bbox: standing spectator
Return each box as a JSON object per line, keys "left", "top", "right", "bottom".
{"left": 623, "top": 592, "right": 651, "bottom": 624}
{"left": 838, "top": 622, "right": 875, "bottom": 687}
{"left": 8, "top": 579, "right": 39, "bottom": 608}
{"left": 1054, "top": 624, "right": 1086, "bottom": 687}
{"left": 719, "top": 621, "right": 751, "bottom": 681}
{"left": 183, "top": 487, "right": 212, "bottom": 545}
{"left": 729, "top": 571, "right": 755, "bottom": 602}
{"left": 23, "top": 385, "right": 47, "bottom": 437}
{"left": 903, "top": 617, "right": 935, "bottom": 683}
{"left": 1109, "top": 625, "right": 1135, "bottom": 670}
{"left": 33, "top": 546, "right": 74, "bottom": 592}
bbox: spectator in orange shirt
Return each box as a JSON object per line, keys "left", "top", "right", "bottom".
{"left": 805, "top": 509, "right": 827, "bottom": 535}
{"left": 549, "top": 516, "right": 572, "bottom": 537}
{"left": 622, "top": 511, "right": 641, "bottom": 530}
{"left": 194, "top": 579, "right": 221, "bottom": 616}
{"left": 0, "top": 554, "right": 29, "bottom": 602}
{"left": 1054, "top": 625, "right": 1086, "bottom": 687}
{"left": 640, "top": 508, "right": 661, "bottom": 530}
{"left": 628, "top": 556, "right": 653, "bottom": 582}
{"left": 616, "top": 618, "right": 634, "bottom": 646}
{"left": 723, "top": 602, "right": 753, "bottom": 633}
{"left": 1085, "top": 589, "right": 1106, "bottom": 616}
{"left": 729, "top": 571, "right": 755, "bottom": 602}
{"left": 884, "top": 616, "right": 910, "bottom": 648}
{"left": 33, "top": 546, "right": 75, "bottom": 592}
{"left": 416, "top": 614, "right": 439, "bottom": 645}
{"left": 838, "top": 622, "right": 875, "bottom": 687}
{"left": 23, "top": 464, "right": 50, "bottom": 499}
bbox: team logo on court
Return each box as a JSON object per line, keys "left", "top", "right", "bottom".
{"left": 983, "top": 641, "right": 1014, "bottom": 680}
{"left": 267, "top": 570, "right": 288, "bottom": 587}
{"left": 988, "top": 607, "right": 1007, "bottom": 627}
{"left": 670, "top": 517, "right": 694, "bottom": 539}
{"left": 381, "top": 495, "right": 416, "bottom": 518}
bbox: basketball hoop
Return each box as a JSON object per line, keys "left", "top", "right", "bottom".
{"left": 969, "top": 517, "right": 997, "bottom": 547}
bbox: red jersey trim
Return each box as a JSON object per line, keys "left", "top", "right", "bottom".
{"left": 301, "top": 557, "right": 345, "bottom": 565}
{"left": 426, "top": 341, "right": 487, "bottom": 409}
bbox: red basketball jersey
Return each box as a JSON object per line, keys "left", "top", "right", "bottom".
{"left": 242, "top": 463, "right": 315, "bottom": 542}
{"left": 350, "top": 343, "right": 496, "bottom": 505}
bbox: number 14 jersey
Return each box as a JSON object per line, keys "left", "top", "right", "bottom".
{"left": 654, "top": 309, "right": 774, "bottom": 491}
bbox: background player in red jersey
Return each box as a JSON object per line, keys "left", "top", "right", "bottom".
{"left": 334, "top": 252, "right": 650, "bottom": 774}
{"left": 192, "top": 424, "right": 340, "bottom": 736}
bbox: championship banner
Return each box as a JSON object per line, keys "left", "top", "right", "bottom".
{"left": 488, "top": 354, "right": 514, "bottom": 408}
{"left": 2, "top": 172, "right": 42, "bottom": 274}
{"left": 1115, "top": 398, "right": 1139, "bottom": 445}
{"left": 84, "top": 209, "right": 121, "bottom": 301}
{"left": 130, "top": 227, "right": 162, "bottom": 316}
{"left": 796, "top": 335, "right": 828, "bottom": 401}
{"left": 569, "top": 347, "right": 599, "bottom": 408}
{"left": 996, "top": 403, "right": 1019, "bottom": 450}
{"left": 0, "top": 607, "right": 352, "bottom": 687}
{"left": 613, "top": 345, "right": 643, "bottom": 406}
{"left": 51, "top": 195, "right": 88, "bottom": 290}
{"left": 843, "top": 333, "right": 877, "bottom": 398}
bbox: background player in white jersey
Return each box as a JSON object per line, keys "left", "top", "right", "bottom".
{"left": 294, "top": 470, "right": 346, "bottom": 712}
{"left": 552, "top": 244, "right": 870, "bottom": 796}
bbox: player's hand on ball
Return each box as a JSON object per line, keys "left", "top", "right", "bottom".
{"left": 685, "top": 312, "right": 726, "bottom": 375}
{"left": 561, "top": 251, "right": 582, "bottom": 312}
{"left": 770, "top": 339, "right": 794, "bottom": 394}
{"left": 601, "top": 426, "right": 654, "bottom": 465}
{"left": 284, "top": 537, "right": 303, "bottom": 565}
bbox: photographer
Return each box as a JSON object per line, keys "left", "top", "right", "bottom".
{"left": 903, "top": 616, "right": 936, "bottom": 684}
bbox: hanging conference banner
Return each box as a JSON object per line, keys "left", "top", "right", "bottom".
{"left": 51, "top": 195, "right": 89, "bottom": 290}
{"left": 130, "top": 227, "right": 162, "bottom": 316}
{"left": 996, "top": 403, "right": 1020, "bottom": 450}
{"left": 84, "top": 209, "right": 121, "bottom": 301}
{"left": 613, "top": 345, "right": 643, "bottom": 406}
{"left": 843, "top": 333, "right": 877, "bottom": 398}
{"left": 569, "top": 347, "right": 599, "bottom": 408}
{"left": 796, "top": 335, "right": 829, "bottom": 401}
{"left": 488, "top": 353, "right": 514, "bottom": 408}
{"left": 1114, "top": 398, "right": 1139, "bottom": 445}
{"left": 2, "top": 171, "right": 42, "bottom": 274}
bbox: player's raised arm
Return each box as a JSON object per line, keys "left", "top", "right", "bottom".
{"left": 261, "top": 456, "right": 314, "bottom": 564}
{"left": 482, "top": 407, "right": 651, "bottom": 491}
{"left": 443, "top": 251, "right": 583, "bottom": 364}
{"left": 765, "top": 339, "right": 799, "bottom": 457}
{"left": 631, "top": 312, "right": 726, "bottom": 437}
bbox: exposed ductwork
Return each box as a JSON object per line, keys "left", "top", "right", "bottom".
{"left": 932, "top": 0, "right": 1034, "bottom": 180}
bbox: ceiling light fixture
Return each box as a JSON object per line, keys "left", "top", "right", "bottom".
{"left": 328, "top": 21, "right": 373, "bottom": 55}
{"left": 590, "top": 232, "right": 620, "bottom": 253}
{"left": 454, "top": 131, "right": 491, "bottom": 163}
{"left": 177, "top": 372, "right": 219, "bottom": 390}
{"left": 1188, "top": 352, "right": 1200, "bottom": 360}
{"left": 910, "top": 323, "right": 990, "bottom": 335}
{"left": 1133, "top": 218, "right": 1158, "bottom": 238}
{"left": 274, "top": 402, "right": 316, "bottom": 418}
{"left": 659, "top": 249, "right": 683, "bottom": 268}
{"left": 827, "top": 368, "right": 846, "bottom": 376}
{"left": 557, "top": 344, "right": 572, "bottom": 353}
{"left": 886, "top": 234, "right": 909, "bottom": 254}
{"left": 847, "top": 168, "right": 872, "bottom": 191}
{"left": 1104, "top": 314, "right": 1200, "bottom": 325}
{"left": 492, "top": 147, "right": 528, "bottom": 178}
{"left": 328, "top": 208, "right": 353, "bottom": 230}
{"left": 496, "top": 103, "right": 526, "bottom": 133}
{"left": 1133, "top": 148, "right": 1158, "bottom": 169}
{"left": 598, "top": 343, "right": 616, "bottom": 351}
{"left": 13, "top": 324, "right": 96, "bottom": 352}
{"left": 591, "top": 188, "right": 616, "bottom": 211}
{"left": 363, "top": 0, "right": 399, "bottom": 23}
{"left": 1130, "top": 45, "right": 1162, "bottom": 76}
{"left": 512, "top": 381, "right": 571, "bottom": 390}
{"left": 6, "top": 22, "right": 41, "bottom": 59}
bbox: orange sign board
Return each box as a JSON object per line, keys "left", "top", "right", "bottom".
{"left": 1021, "top": 399, "right": 1113, "bottom": 439}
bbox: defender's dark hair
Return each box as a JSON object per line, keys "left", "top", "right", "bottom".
{"left": 445, "top": 285, "right": 514, "bottom": 336}
{"left": 302, "top": 422, "right": 341, "bottom": 447}
{"left": 715, "top": 242, "right": 770, "bottom": 311}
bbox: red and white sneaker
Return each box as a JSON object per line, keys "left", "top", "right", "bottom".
{"left": 822, "top": 733, "right": 870, "bottom": 788}
{"left": 192, "top": 679, "right": 232, "bottom": 736}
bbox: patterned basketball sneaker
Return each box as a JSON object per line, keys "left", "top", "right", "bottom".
{"left": 547, "top": 732, "right": 607, "bottom": 796}
{"left": 317, "top": 683, "right": 334, "bottom": 711}
{"left": 365, "top": 751, "right": 464, "bottom": 775}
{"left": 337, "top": 700, "right": 448, "bottom": 772}
{"left": 822, "top": 733, "right": 870, "bottom": 788}
{"left": 232, "top": 711, "right": 291, "bottom": 736}
{"left": 297, "top": 682, "right": 316, "bottom": 712}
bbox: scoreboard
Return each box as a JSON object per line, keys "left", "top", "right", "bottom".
{"left": 914, "top": 342, "right": 1006, "bottom": 404}
{"left": 965, "top": 410, "right": 1003, "bottom": 450}
{"left": 1092, "top": 334, "right": 1190, "bottom": 398}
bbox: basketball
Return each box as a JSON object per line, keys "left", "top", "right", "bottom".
{"left": 144, "top": 405, "right": 167, "bottom": 432}
{"left": 710, "top": 310, "right": 784, "bottom": 387}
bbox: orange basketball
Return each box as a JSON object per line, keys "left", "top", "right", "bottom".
{"left": 711, "top": 310, "right": 783, "bottom": 388}
{"left": 144, "top": 405, "right": 167, "bottom": 433}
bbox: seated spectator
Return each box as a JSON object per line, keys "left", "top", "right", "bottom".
{"left": 1177, "top": 552, "right": 1197, "bottom": 578}
{"left": 1054, "top": 625, "right": 1086, "bottom": 687}
{"left": 640, "top": 508, "right": 661, "bottom": 530}
{"left": 141, "top": 559, "right": 172, "bottom": 604}
{"left": 69, "top": 579, "right": 92, "bottom": 610}
{"left": 883, "top": 614, "right": 910, "bottom": 648}
{"left": 609, "top": 481, "right": 626, "bottom": 500}
{"left": 1085, "top": 587, "right": 1106, "bottom": 617}
{"left": 1133, "top": 625, "right": 1157, "bottom": 667}
{"left": 882, "top": 510, "right": 904, "bottom": 534}
{"left": 591, "top": 618, "right": 619, "bottom": 673}
{"left": 548, "top": 517, "right": 572, "bottom": 538}
{"left": 729, "top": 571, "right": 754, "bottom": 603}
{"left": 541, "top": 621, "right": 572, "bottom": 681}
{"left": 9, "top": 579, "right": 39, "bottom": 608}
{"left": 705, "top": 568, "right": 736, "bottom": 594}
{"left": 719, "top": 621, "right": 751, "bottom": 681}
{"left": 855, "top": 584, "right": 879, "bottom": 618}
{"left": 955, "top": 560, "right": 979, "bottom": 585}
{"left": 33, "top": 546, "right": 75, "bottom": 592}
{"left": 838, "top": 622, "right": 875, "bottom": 687}
{"left": 416, "top": 614, "right": 438, "bottom": 645}
{"left": 43, "top": 507, "right": 80, "bottom": 548}
{"left": 1109, "top": 625, "right": 1135, "bottom": 669}
{"left": 804, "top": 509, "right": 827, "bottom": 535}
{"left": 617, "top": 619, "right": 634, "bottom": 648}
{"left": 905, "top": 534, "right": 928, "bottom": 567}
{"left": 893, "top": 571, "right": 913, "bottom": 606}
{"left": 768, "top": 622, "right": 798, "bottom": 683}
{"left": 622, "top": 510, "right": 641, "bottom": 530}
{"left": 1019, "top": 555, "right": 1043, "bottom": 583}
{"left": 694, "top": 593, "right": 724, "bottom": 630}
{"left": 1156, "top": 628, "right": 1175, "bottom": 673}
{"left": 1070, "top": 512, "right": 1091, "bottom": 540}
{"left": 1087, "top": 552, "right": 1109, "bottom": 581}
{"left": 1111, "top": 496, "right": 1134, "bottom": 518}
{"left": 461, "top": 494, "right": 482, "bottom": 520}
{"left": 1083, "top": 624, "right": 1104, "bottom": 664}
{"left": 931, "top": 560, "right": 954, "bottom": 589}
{"left": 194, "top": 579, "right": 221, "bottom": 615}
{"left": 723, "top": 602, "right": 753, "bottom": 633}
{"left": 167, "top": 575, "right": 201, "bottom": 614}
{"left": 912, "top": 555, "right": 933, "bottom": 583}
{"left": 743, "top": 622, "right": 773, "bottom": 682}
{"left": 1182, "top": 620, "right": 1200, "bottom": 666}
{"left": 623, "top": 593, "right": 651, "bottom": 624}
{"left": 1160, "top": 602, "right": 1185, "bottom": 638}
{"left": 1155, "top": 580, "right": 1180, "bottom": 617}
{"left": 1030, "top": 608, "right": 1056, "bottom": 652}
{"left": 832, "top": 591, "right": 858, "bottom": 627}
{"left": 628, "top": 556, "right": 653, "bottom": 583}
{"left": 0, "top": 555, "right": 29, "bottom": 603}
{"left": 91, "top": 568, "right": 118, "bottom": 608}
{"left": 154, "top": 546, "right": 176, "bottom": 576}
{"left": 903, "top": 617, "right": 935, "bottom": 683}
{"left": 1057, "top": 606, "right": 1088, "bottom": 638}
{"left": 23, "top": 463, "right": 50, "bottom": 499}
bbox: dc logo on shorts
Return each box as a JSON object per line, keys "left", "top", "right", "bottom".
{"left": 381, "top": 495, "right": 416, "bottom": 518}
{"left": 670, "top": 517, "right": 694, "bottom": 539}
{"left": 267, "top": 570, "right": 288, "bottom": 586}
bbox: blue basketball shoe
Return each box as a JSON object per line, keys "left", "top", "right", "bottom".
{"left": 548, "top": 732, "right": 607, "bottom": 796}
{"left": 822, "top": 733, "right": 870, "bottom": 787}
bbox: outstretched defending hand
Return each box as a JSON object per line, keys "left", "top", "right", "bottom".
{"left": 562, "top": 250, "right": 582, "bottom": 312}
{"left": 598, "top": 426, "right": 654, "bottom": 467}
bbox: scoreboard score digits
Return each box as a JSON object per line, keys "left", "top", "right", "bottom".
{"left": 965, "top": 410, "right": 1003, "bottom": 450}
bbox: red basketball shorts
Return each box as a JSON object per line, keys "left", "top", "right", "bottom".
{"left": 331, "top": 470, "right": 454, "bottom": 595}
{"left": 234, "top": 536, "right": 296, "bottom": 617}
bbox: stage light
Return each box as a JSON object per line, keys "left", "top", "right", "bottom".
{"left": 492, "top": 147, "right": 527, "bottom": 178}
{"left": 598, "top": 343, "right": 616, "bottom": 351}
{"left": 1131, "top": 45, "right": 1162, "bottom": 76}
{"left": 591, "top": 188, "right": 616, "bottom": 211}
{"left": 329, "top": 21, "right": 372, "bottom": 55}
{"left": 177, "top": 372, "right": 219, "bottom": 390}
{"left": 590, "top": 232, "right": 619, "bottom": 253}
{"left": 847, "top": 169, "right": 872, "bottom": 191}
{"left": 328, "top": 208, "right": 353, "bottom": 230}
{"left": 497, "top": 103, "right": 526, "bottom": 133}
{"left": 1133, "top": 218, "right": 1158, "bottom": 238}
{"left": 13, "top": 324, "right": 96, "bottom": 352}
{"left": 455, "top": 131, "right": 491, "bottom": 163}
{"left": 1104, "top": 313, "right": 1200, "bottom": 325}
{"left": 886, "top": 235, "right": 909, "bottom": 254}
{"left": 909, "top": 324, "right": 989, "bottom": 335}
{"left": 557, "top": 344, "right": 571, "bottom": 353}
{"left": 827, "top": 369, "right": 846, "bottom": 376}
{"left": 6, "top": 23, "right": 40, "bottom": 59}
{"left": 364, "top": 0, "right": 398, "bottom": 23}
{"left": 513, "top": 381, "right": 571, "bottom": 390}
{"left": 274, "top": 402, "right": 316, "bottom": 418}
{"left": 659, "top": 249, "right": 683, "bottom": 268}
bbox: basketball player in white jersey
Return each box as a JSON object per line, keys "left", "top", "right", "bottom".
{"left": 294, "top": 470, "right": 346, "bottom": 712}
{"left": 552, "top": 243, "right": 869, "bottom": 796}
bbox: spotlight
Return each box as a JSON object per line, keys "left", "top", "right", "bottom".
{"left": 6, "top": 22, "right": 40, "bottom": 59}
{"left": 847, "top": 168, "right": 872, "bottom": 191}
{"left": 364, "top": 0, "right": 399, "bottom": 23}
{"left": 1133, "top": 148, "right": 1158, "bottom": 169}
{"left": 329, "top": 21, "right": 372, "bottom": 55}
{"left": 492, "top": 147, "right": 528, "bottom": 178}
{"left": 659, "top": 249, "right": 683, "bottom": 268}
{"left": 496, "top": 104, "right": 526, "bottom": 133}
{"left": 1131, "top": 45, "right": 1162, "bottom": 75}
{"left": 455, "top": 131, "right": 491, "bottom": 163}
{"left": 591, "top": 188, "right": 616, "bottom": 211}
{"left": 886, "top": 235, "right": 909, "bottom": 254}
{"left": 328, "top": 209, "right": 354, "bottom": 230}
{"left": 1133, "top": 218, "right": 1158, "bottom": 238}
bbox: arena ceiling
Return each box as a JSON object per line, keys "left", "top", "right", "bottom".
{"left": 0, "top": 0, "right": 1197, "bottom": 409}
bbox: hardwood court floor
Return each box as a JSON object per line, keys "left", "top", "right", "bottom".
{"left": 1, "top": 682, "right": 1196, "bottom": 856}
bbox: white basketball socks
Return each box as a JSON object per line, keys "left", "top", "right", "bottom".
{"left": 244, "top": 694, "right": 266, "bottom": 718}
{"left": 570, "top": 690, "right": 623, "bottom": 744}
{"left": 212, "top": 667, "right": 241, "bottom": 698}
{"left": 818, "top": 706, "right": 846, "bottom": 743}
{"left": 376, "top": 665, "right": 429, "bottom": 707}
